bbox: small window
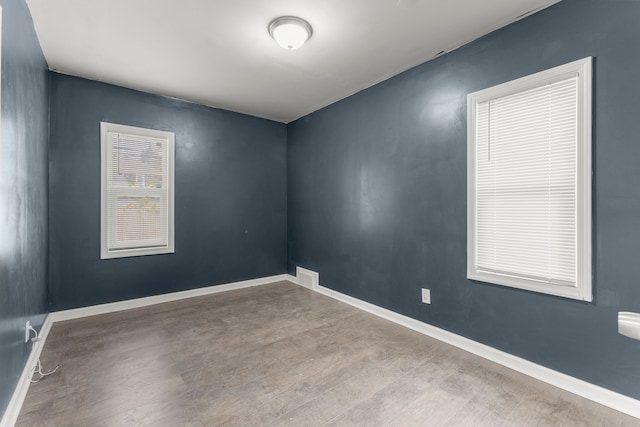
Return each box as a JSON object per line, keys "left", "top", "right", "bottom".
{"left": 467, "top": 57, "right": 592, "bottom": 301}
{"left": 100, "top": 122, "right": 174, "bottom": 259}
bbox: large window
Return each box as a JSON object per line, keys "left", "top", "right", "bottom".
{"left": 467, "top": 57, "right": 592, "bottom": 301}
{"left": 101, "top": 122, "right": 174, "bottom": 259}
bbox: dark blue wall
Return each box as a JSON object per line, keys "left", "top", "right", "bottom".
{"left": 0, "top": 0, "right": 50, "bottom": 418}
{"left": 48, "top": 74, "right": 287, "bottom": 310}
{"left": 288, "top": 0, "right": 640, "bottom": 399}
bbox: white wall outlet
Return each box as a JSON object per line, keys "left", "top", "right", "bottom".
{"left": 421, "top": 288, "right": 431, "bottom": 304}
{"left": 25, "top": 321, "right": 31, "bottom": 343}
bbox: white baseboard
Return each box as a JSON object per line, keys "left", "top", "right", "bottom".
{"left": 287, "top": 277, "right": 640, "bottom": 419}
{"left": 0, "top": 314, "right": 53, "bottom": 427}
{"left": 52, "top": 274, "right": 288, "bottom": 322}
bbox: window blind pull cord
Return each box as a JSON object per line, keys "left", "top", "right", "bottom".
{"left": 488, "top": 101, "right": 491, "bottom": 162}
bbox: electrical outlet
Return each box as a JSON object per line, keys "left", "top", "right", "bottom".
{"left": 25, "top": 321, "right": 31, "bottom": 343}
{"left": 421, "top": 288, "right": 431, "bottom": 304}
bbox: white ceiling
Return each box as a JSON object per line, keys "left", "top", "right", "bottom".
{"left": 26, "top": 0, "right": 559, "bottom": 123}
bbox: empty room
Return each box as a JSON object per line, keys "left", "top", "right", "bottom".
{"left": 2, "top": 0, "right": 640, "bottom": 425}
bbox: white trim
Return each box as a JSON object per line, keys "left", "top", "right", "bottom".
{"left": 1, "top": 315, "right": 53, "bottom": 427}
{"left": 289, "top": 278, "right": 640, "bottom": 419}
{"left": 0, "top": 6, "right": 3, "bottom": 171}
{"left": 52, "top": 274, "right": 287, "bottom": 322}
{"left": 285, "top": 273, "right": 298, "bottom": 284}
{"left": 467, "top": 57, "right": 592, "bottom": 302}
{"left": 100, "top": 122, "right": 175, "bottom": 260}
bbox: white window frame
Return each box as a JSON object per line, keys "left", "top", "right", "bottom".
{"left": 467, "top": 57, "right": 592, "bottom": 301}
{"left": 100, "top": 122, "right": 175, "bottom": 259}
{"left": 0, "top": 7, "right": 3, "bottom": 179}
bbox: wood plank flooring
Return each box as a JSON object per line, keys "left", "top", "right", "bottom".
{"left": 16, "top": 281, "right": 638, "bottom": 426}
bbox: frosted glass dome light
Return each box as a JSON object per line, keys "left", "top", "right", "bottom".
{"left": 268, "top": 16, "right": 313, "bottom": 50}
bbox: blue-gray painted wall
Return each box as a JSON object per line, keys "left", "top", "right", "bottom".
{"left": 287, "top": 0, "right": 640, "bottom": 399}
{"left": 48, "top": 74, "right": 287, "bottom": 310}
{"left": 4, "top": 0, "right": 640, "bottom": 415}
{"left": 0, "top": 0, "right": 50, "bottom": 417}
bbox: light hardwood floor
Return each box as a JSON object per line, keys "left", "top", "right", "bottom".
{"left": 16, "top": 281, "right": 638, "bottom": 426}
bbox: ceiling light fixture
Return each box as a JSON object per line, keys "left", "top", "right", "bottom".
{"left": 268, "top": 16, "right": 313, "bottom": 50}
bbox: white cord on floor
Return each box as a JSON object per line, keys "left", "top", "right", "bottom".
{"left": 30, "top": 358, "right": 59, "bottom": 383}
{"left": 27, "top": 324, "right": 60, "bottom": 383}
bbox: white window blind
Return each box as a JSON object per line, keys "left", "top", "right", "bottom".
{"left": 467, "top": 58, "right": 592, "bottom": 301}
{"left": 101, "top": 123, "right": 174, "bottom": 259}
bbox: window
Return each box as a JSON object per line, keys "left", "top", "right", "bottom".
{"left": 100, "top": 122, "right": 174, "bottom": 259}
{"left": 467, "top": 57, "right": 592, "bottom": 301}
{"left": 0, "top": 7, "right": 2, "bottom": 160}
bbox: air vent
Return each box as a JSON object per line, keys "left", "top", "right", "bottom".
{"left": 296, "top": 266, "right": 319, "bottom": 290}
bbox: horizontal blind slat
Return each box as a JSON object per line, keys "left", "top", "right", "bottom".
{"left": 107, "top": 132, "right": 169, "bottom": 251}
{"left": 474, "top": 75, "right": 578, "bottom": 286}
